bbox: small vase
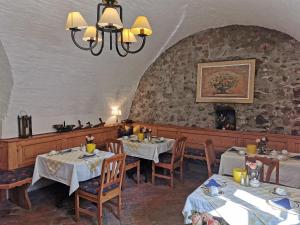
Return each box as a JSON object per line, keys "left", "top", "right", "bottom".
{"left": 86, "top": 143, "right": 96, "bottom": 153}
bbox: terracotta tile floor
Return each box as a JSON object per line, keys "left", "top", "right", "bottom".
{"left": 0, "top": 160, "right": 208, "bottom": 225}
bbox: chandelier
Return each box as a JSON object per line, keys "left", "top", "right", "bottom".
{"left": 65, "top": 0, "right": 152, "bottom": 57}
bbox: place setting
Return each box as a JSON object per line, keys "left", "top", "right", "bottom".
{"left": 200, "top": 178, "right": 226, "bottom": 197}
{"left": 47, "top": 148, "right": 74, "bottom": 156}
{"left": 268, "top": 186, "right": 300, "bottom": 211}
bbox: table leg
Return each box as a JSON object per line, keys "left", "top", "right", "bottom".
{"left": 0, "top": 190, "right": 7, "bottom": 202}
{"left": 140, "top": 159, "right": 152, "bottom": 183}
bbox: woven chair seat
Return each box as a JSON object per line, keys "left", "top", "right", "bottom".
{"left": 185, "top": 147, "right": 205, "bottom": 157}
{"left": 79, "top": 177, "right": 118, "bottom": 195}
{"left": 158, "top": 152, "right": 173, "bottom": 163}
{"left": 125, "top": 156, "right": 139, "bottom": 164}
{"left": 0, "top": 166, "right": 34, "bottom": 186}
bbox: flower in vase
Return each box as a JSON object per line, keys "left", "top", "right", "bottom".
{"left": 256, "top": 138, "right": 261, "bottom": 143}
{"left": 85, "top": 134, "right": 95, "bottom": 144}
{"left": 261, "top": 137, "right": 268, "bottom": 142}
{"left": 256, "top": 160, "right": 263, "bottom": 168}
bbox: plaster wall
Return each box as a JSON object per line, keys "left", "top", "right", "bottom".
{"left": 0, "top": 40, "right": 13, "bottom": 137}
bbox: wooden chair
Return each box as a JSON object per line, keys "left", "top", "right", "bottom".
{"left": 245, "top": 155, "right": 279, "bottom": 184}
{"left": 204, "top": 139, "right": 219, "bottom": 178}
{"left": 0, "top": 166, "right": 33, "bottom": 210}
{"left": 152, "top": 137, "right": 187, "bottom": 188}
{"left": 75, "top": 153, "right": 126, "bottom": 225}
{"left": 184, "top": 147, "right": 206, "bottom": 161}
{"left": 105, "top": 139, "right": 140, "bottom": 186}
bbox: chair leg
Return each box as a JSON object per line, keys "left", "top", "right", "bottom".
{"left": 137, "top": 161, "right": 140, "bottom": 185}
{"left": 180, "top": 163, "right": 183, "bottom": 181}
{"left": 97, "top": 202, "right": 103, "bottom": 225}
{"left": 152, "top": 162, "right": 155, "bottom": 185}
{"left": 170, "top": 169, "right": 174, "bottom": 189}
{"left": 122, "top": 169, "right": 126, "bottom": 190}
{"left": 117, "top": 195, "right": 122, "bottom": 219}
{"left": 75, "top": 191, "right": 80, "bottom": 222}
{"left": 9, "top": 184, "right": 31, "bottom": 210}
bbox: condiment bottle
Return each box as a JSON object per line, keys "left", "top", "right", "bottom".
{"left": 240, "top": 175, "right": 245, "bottom": 186}
{"left": 245, "top": 175, "right": 250, "bottom": 187}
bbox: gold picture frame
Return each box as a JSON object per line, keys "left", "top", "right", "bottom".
{"left": 196, "top": 59, "right": 256, "bottom": 103}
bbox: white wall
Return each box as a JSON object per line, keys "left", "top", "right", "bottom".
{"left": 0, "top": 40, "right": 13, "bottom": 137}
{"left": 1, "top": 0, "right": 300, "bottom": 138}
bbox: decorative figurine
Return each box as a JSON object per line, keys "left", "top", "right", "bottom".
{"left": 85, "top": 122, "right": 93, "bottom": 129}
{"left": 74, "top": 120, "right": 83, "bottom": 130}
{"left": 93, "top": 118, "right": 106, "bottom": 127}
{"left": 53, "top": 121, "right": 75, "bottom": 133}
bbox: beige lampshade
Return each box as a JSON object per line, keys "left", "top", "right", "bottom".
{"left": 82, "top": 26, "right": 101, "bottom": 42}
{"left": 131, "top": 16, "right": 152, "bottom": 36}
{"left": 119, "top": 29, "right": 137, "bottom": 43}
{"left": 65, "top": 12, "right": 87, "bottom": 30}
{"left": 98, "top": 7, "right": 123, "bottom": 29}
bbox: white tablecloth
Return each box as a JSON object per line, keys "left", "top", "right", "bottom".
{"left": 218, "top": 147, "right": 300, "bottom": 188}
{"left": 32, "top": 147, "right": 114, "bottom": 195}
{"left": 120, "top": 138, "right": 175, "bottom": 163}
{"left": 183, "top": 175, "right": 300, "bottom": 225}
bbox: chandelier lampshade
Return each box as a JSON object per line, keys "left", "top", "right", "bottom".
{"left": 65, "top": 0, "right": 152, "bottom": 57}
{"left": 65, "top": 12, "right": 87, "bottom": 30}
{"left": 83, "top": 26, "right": 101, "bottom": 42}
{"left": 98, "top": 7, "right": 123, "bottom": 29}
{"left": 131, "top": 16, "right": 152, "bottom": 36}
{"left": 119, "top": 29, "right": 137, "bottom": 43}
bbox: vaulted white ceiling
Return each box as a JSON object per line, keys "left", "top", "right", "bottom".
{"left": 0, "top": 0, "right": 300, "bottom": 137}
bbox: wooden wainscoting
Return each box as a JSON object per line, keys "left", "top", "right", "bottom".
{"left": 135, "top": 122, "right": 300, "bottom": 154}
{"left": 0, "top": 125, "right": 119, "bottom": 170}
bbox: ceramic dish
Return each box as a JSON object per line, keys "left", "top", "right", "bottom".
{"left": 271, "top": 190, "right": 289, "bottom": 197}
{"left": 48, "top": 150, "right": 58, "bottom": 156}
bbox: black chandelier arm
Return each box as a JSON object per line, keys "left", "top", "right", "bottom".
{"left": 120, "top": 35, "right": 146, "bottom": 54}
{"left": 90, "top": 31, "right": 105, "bottom": 56}
{"left": 115, "top": 32, "right": 128, "bottom": 57}
{"left": 71, "top": 30, "right": 98, "bottom": 51}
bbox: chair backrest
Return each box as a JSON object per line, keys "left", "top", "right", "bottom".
{"left": 99, "top": 153, "right": 126, "bottom": 197}
{"left": 204, "top": 139, "right": 216, "bottom": 177}
{"left": 105, "top": 139, "right": 124, "bottom": 154}
{"left": 171, "top": 137, "right": 187, "bottom": 164}
{"left": 245, "top": 155, "right": 279, "bottom": 184}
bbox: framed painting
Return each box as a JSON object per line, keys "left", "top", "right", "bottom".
{"left": 196, "top": 59, "right": 256, "bottom": 103}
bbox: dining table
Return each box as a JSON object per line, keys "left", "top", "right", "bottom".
{"left": 119, "top": 136, "right": 175, "bottom": 182}
{"left": 182, "top": 174, "right": 300, "bottom": 225}
{"left": 32, "top": 147, "right": 114, "bottom": 195}
{"left": 218, "top": 147, "right": 300, "bottom": 188}
{"left": 119, "top": 136, "right": 175, "bottom": 163}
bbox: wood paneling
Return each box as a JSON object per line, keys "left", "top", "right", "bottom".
{"left": 136, "top": 122, "right": 300, "bottom": 154}
{"left": 0, "top": 125, "right": 119, "bottom": 169}
{"left": 0, "top": 142, "right": 8, "bottom": 169}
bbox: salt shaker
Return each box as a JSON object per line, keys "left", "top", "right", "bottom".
{"left": 240, "top": 175, "right": 245, "bottom": 186}
{"left": 245, "top": 175, "right": 250, "bottom": 187}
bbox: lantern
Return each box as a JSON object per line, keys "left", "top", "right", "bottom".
{"left": 17, "top": 112, "right": 32, "bottom": 138}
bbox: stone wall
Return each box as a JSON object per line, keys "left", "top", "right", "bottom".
{"left": 129, "top": 25, "right": 300, "bottom": 135}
